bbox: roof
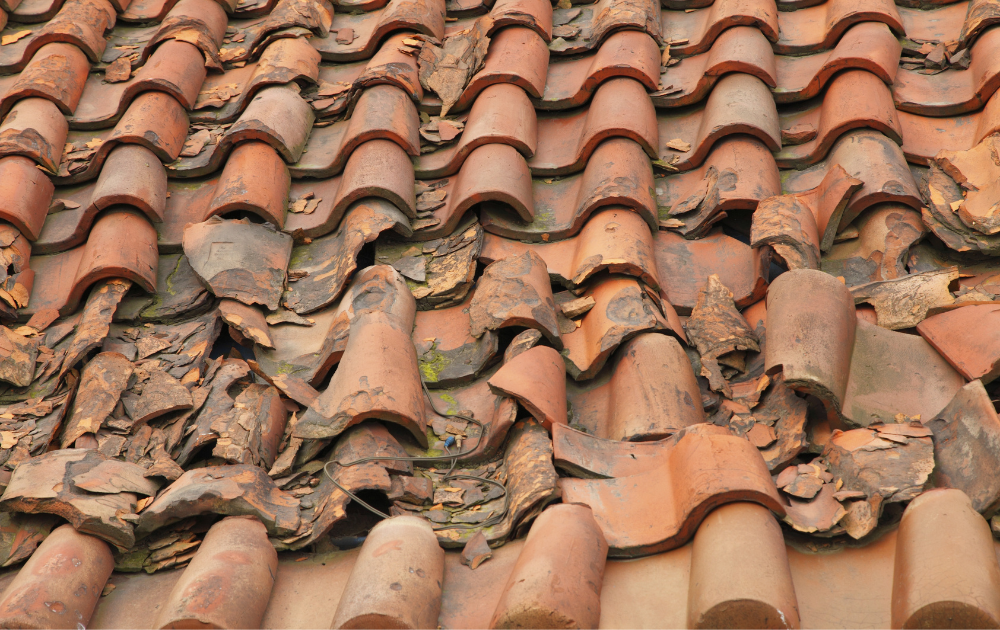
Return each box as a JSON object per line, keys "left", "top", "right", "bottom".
{"left": 0, "top": 0, "right": 997, "bottom": 625}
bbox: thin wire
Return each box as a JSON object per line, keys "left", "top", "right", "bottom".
{"left": 322, "top": 379, "right": 509, "bottom": 531}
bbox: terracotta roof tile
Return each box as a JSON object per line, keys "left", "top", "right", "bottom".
{"left": 549, "top": 0, "right": 660, "bottom": 56}
{"left": 899, "top": 90, "right": 1000, "bottom": 164}
{"left": 660, "top": 0, "right": 778, "bottom": 57}
{"left": 313, "top": 0, "right": 445, "bottom": 61}
{"left": 773, "top": 0, "right": 902, "bottom": 55}
{"left": 0, "top": 97, "right": 68, "bottom": 171}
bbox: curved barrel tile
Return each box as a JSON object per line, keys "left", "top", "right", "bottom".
{"left": 530, "top": 77, "right": 657, "bottom": 176}
{"left": 10, "top": 0, "right": 68, "bottom": 22}
{"left": 482, "top": 137, "right": 655, "bottom": 242}
{"left": 0, "top": 525, "right": 113, "bottom": 629}
{"left": 411, "top": 291, "right": 499, "bottom": 387}
{"left": 687, "top": 502, "right": 799, "bottom": 629}
{"left": 565, "top": 332, "right": 705, "bottom": 441}
{"left": 0, "top": 42, "right": 89, "bottom": 116}
{"left": 285, "top": 139, "right": 416, "bottom": 238}
{"left": 561, "top": 275, "right": 669, "bottom": 379}
{"left": 653, "top": 228, "right": 770, "bottom": 314}
{"left": 191, "top": 37, "right": 321, "bottom": 125}
{"left": 70, "top": 40, "right": 208, "bottom": 129}
{"left": 173, "top": 84, "right": 316, "bottom": 178}
{"left": 416, "top": 83, "right": 536, "bottom": 178}
{"left": 224, "top": 0, "right": 333, "bottom": 65}
{"left": 898, "top": 93, "right": 1000, "bottom": 165}
{"left": 661, "top": 0, "right": 779, "bottom": 57}
{"left": 893, "top": 26, "right": 1000, "bottom": 116}
{"left": 918, "top": 304, "right": 1000, "bottom": 382}
{"left": 764, "top": 268, "right": 855, "bottom": 408}
{"left": 480, "top": 207, "right": 660, "bottom": 290}
{"left": 140, "top": 0, "right": 228, "bottom": 68}
{"left": 656, "top": 73, "right": 780, "bottom": 171}
{"left": 294, "top": 266, "right": 428, "bottom": 445}
{"left": 0, "top": 155, "right": 54, "bottom": 241}
{"left": 549, "top": 0, "right": 661, "bottom": 56}
{"left": 539, "top": 30, "right": 659, "bottom": 110}
{"left": 819, "top": 204, "right": 925, "bottom": 287}
{"left": 773, "top": 22, "right": 900, "bottom": 104}
{"left": 207, "top": 141, "right": 290, "bottom": 227}
{"left": 553, "top": 422, "right": 673, "bottom": 478}
{"left": 489, "top": 0, "right": 552, "bottom": 40}
{"left": 312, "top": 0, "right": 446, "bottom": 62}
{"left": 897, "top": 1, "right": 965, "bottom": 43}
{"left": 0, "top": 0, "right": 115, "bottom": 73}
{"left": 58, "top": 91, "right": 189, "bottom": 185}
{"left": 560, "top": 424, "right": 784, "bottom": 557}
{"left": 26, "top": 208, "right": 159, "bottom": 316}
{"left": 655, "top": 26, "right": 776, "bottom": 109}
{"left": 657, "top": 136, "right": 780, "bottom": 239}
{"left": 448, "top": 27, "right": 549, "bottom": 113}
{"left": 0, "top": 97, "right": 68, "bottom": 173}
{"left": 469, "top": 250, "right": 562, "bottom": 347}
{"left": 892, "top": 489, "right": 1000, "bottom": 628}
{"left": 780, "top": 129, "right": 922, "bottom": 229}
{"left": 120, "top": 0, "right": 237, "bottom": 20}
{"left": 291, "top": 84, "right": 418, "bottom": 178}
{"left": 413, "top": 143, "right": 532, "bottom": 241}
{"left": 490, "top": 504, "right": 608, "bottom": 629}
{"left": 750, "top": 164, "right": 862, "bottom": 269}
{"left": 775, "top": 69, "right": 902, "bottom": 169}
{"left": 331, "top": 515, "right": 444, "bottom": 629}
{"left": 348, "top": 32, "right": 422, "bottom": 105}
{"left": 773, "top": 0, "right": 903, "bottom": 55}
{"left": 961, "top": 0, "right": 1000, "bottom": 49}
{"left": 487, "top": 344, "right": 566, "bottom": 430}
{"left": 154, "top": 516, "right": 278, "bottom": 629}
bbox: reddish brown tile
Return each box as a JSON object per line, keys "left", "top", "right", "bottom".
{"left": 480, "top": 207, "right": 660, "bottom": 289}
{"left": 313, "top": 0, "right": 446, "bottom": 62}
{"left": 820, "top": 204, "right": 925, "bottom": 286}
{"left": 781, "top": 129, "right": 922, "bottom": 229}
{"left": 0, "top": 0, "right": 115, "bottom": 72}
{"left": 773, "top": 0, "right": 902, "bottom": 54}
{"left": 469, "top": 250, "right": 561, "bottom": 346}
{"left": 553, "top": 421, "right": 674, "bottom": 478}
{"left": 549, "top": 0, "right": 661, "bottom": 55}
{"left": 285, "top": 139, "right": 416, "bottom": 238}
{"left": 560, "top": 424, "right": 783, "bottom": 557}
{"left": 153, "top": 516, "right": 278, "bottom": 629}
{"left": 0, "top": 524, "right": 113, "bottom": 629}
{"left": 291, "top": 84, "right": 417, "bottom": 178}
{"left": 775, "top": 69, "right": 902, "bottom": 169}
{"left": 412, "top": 143, "right": 532, "bottom": 241}
{"left": 223, "top": 0, "right": 333, "bottom": 66}
{"left": 934, "top": 133, "right": 1000, "bottom": 234}
{"left": 26, "top": 208, "right": 158, "bottom": 316}
{"left": 70, "top": 40, "right": 207, "bottom": 128}
{"left": 331, "top": 516, "right": 444, "bottom": 629}
{"left": 416, "top": 82, "right": 536, "bottom": 178}
{"left": 487, "top": 344, "right": 566, "bottom": 430}
{"left": 485, "top": 0, "right": 552, "bottom": 40}
{"left": 898, "top": 93, "right": 1000, "bottom": 165}
{"left": 961, "top": 0, "right": 1000, "bottom": 48}
{"left": 0, "top": 43, "right": 89, "bottom": 116}
{"left": 490, "top": 504, "right": 607, "bottom": 628}
{"left": 482, "top": 137, "right": 655, "bottom": 242}
{"left": 0, "top": 97, "right": 69, "bottom": 173}
{"left": 561, "top": 274, "right": 670, "bottom": 379}
{"left": 655, "top": 26, "right": 776, "bottom": 108}
{"left": 897, "top": 1, "right": 966, "bottom": 43}
{"left": 207, "top": 140, "right": 290, "bottom": 227}
{"left": 412, "top": 290, "right": 499, "bottom": 387}
{"left": 917, "top": 304, "right": 1000, "bottom": 382}
{"left": 658, "top": 136, "right": 780, "bottom": 238}
{"left": 774, "top": 22, "right": 899, "bottom": 104}
{"left": 660, "top": 0, "right": 778, "bottom": 57}
{"left": 656, "top": 73, "right": 780, "bottom": 171}
{"left": 539, "top": 30, "right": 658, "bottom": 110}
{"left": 0, "top": 155, "right": 54, "bottom": 241}
{"left": 530, "top": 77, "right": 656, "bottom": 176}
{"left": 344, "top": 32, "right": 422, "bottom": 107}
{"left": 143, "top": 0, "right": 228, "bottom": 68}
{"left": 565, "top": 332, "right": 704, "bottom": 440}
{"left": 654, "top": 228, "right": 769, "bottom": 314}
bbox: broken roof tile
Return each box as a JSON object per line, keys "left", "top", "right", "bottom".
{"left": 917, "top": 304, "right": 1000, "bottom": 382}
{"left": 529, "top": 77, "right": 655, "bottom": 176}
{"left": 660, "top": 0, "right": 778, "bottom": 57}
{"left": 656, "top": 73, "right": 780, "bottom": 171}
{"left": 898, "top": 92, "right": 1000, "bottom": 165}
{"left": 961, "top": 0, "right": 1000, "bottom": 49}
{"left": 548, "top": 0, "right": 661, "bottom": 56}
{"left": 482, "top": 137, "right": 656, "bottom": 242}
{"left": 775, "top": 69, "right": 902, "bottom": 169}
{"left": 412, "top": 290, "right": 498, "bottom": 388}
{"left": 468, "top": 250, "right": 561, "bottom": 347}
{"left": 0, "top": 155, "right": 54, "bottom": 241}
{"left": 312, "top": 0, "right": 446, "bottom": 62}
{"left": 566, "top": 332, "right": 704, "bottom": 440}
{"left": 822, "top": 204, "right": 925, "bottom": 287}
{"left": 0, "top": 42, "right": 90, "bottom": 117}
{"left": 142, "top": 0, "right": 228, "bottom": 67}
{"left": 0, "top": 0, "right": 115, "bottom": 72}
{"left": 487, "top": 344, "right": 566, "bottom": 430}
{"left": 0, "top": 97, "right": 68, "bottom": 173}
{"left": 773, "top": 22, "right": 899, "bottom": 104}
{"left": 560, "top": 424, "right": 783, "bottom": 557}
{"left": 655, "top": 26, "right": 776, "bottom": 109}
{"left": 539, "top": 29, "right": 658, "bottom": 110}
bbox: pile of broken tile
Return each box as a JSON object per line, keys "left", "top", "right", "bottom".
{"left": 0, "top": 0, "right": 997, "bottom": 596}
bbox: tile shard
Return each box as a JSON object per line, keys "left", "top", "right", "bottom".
{"left": 487, "top": 344, "right": 566, "bottom": 431}
{"left": 560, "top": 424, "right": 783, "bottom": 557}
{"left": 490, "top": 503, "right": 607, "bottom": 629}
{"left": 136, "top": 464, "right": 301, "bottom": 536}
{"left": 468, "top": 250, "right": 561, "bottom": 348}
{"left": 60, "top": 351, "right": 133, "bottom": 447}
{"left": 548, "top": 0, "right": 661, "bottom": 56}
{"left": 330, "top": 515, "right": 444, "bottom": 630}
{"left": 849, "top": 268, "right": 958, "bottom": 330}
{"left": 918, "top": 304, "right": 1000, "bottom": 382}
{"left": 183, "top": 216, "right": 293, "bottom": 311}
{"left": 685, "top": 274, "right": 759, "bottom": 396}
